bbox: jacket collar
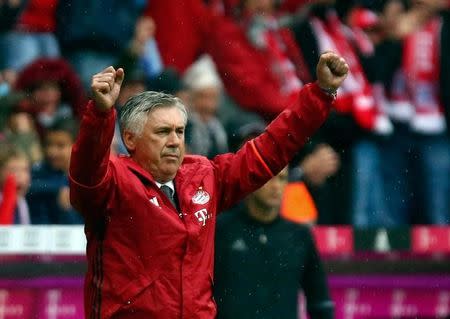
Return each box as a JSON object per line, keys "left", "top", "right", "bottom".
{"left": 117, "top": 154, "right": 191, "bottom": 188}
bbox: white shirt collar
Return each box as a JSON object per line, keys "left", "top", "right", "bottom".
{"left": 155, "top": 180, "right": 175, "bottom": 192}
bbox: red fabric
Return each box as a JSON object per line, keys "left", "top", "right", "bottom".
{"left": 278, "top": 0, "right": 310, "bottom": 13}
{"left": 348, "top": 7, "right": 379, "bottom": 30}
{"left": 147, "top": 0, "right": 312, "bottom": 118}
{"left": 208, "top": 14, "right": 317, "bottom": 117}
{"left": 403, "top": 18, "right": 442, "bottom": 115}
{"left": 16, "top": 0, "right": 58, "bottom": 32}
{"left": 0, "top": 175, "right": 17, "bottom": 225}
{"left": 145, "top": 0, "right": 208, "bottom": 73}
{"left": 247, "top": 16, "right": 303, "bottom": 96}
{"left": 311, "top": 12, "right": 382, "bottom": 131}
{"left": 239, "top": 14, "right": 304, "bottom": 102}
{"left": 69, "top": 83, "right": 333, "bottom": 319}
{"left": 214, "top": 0, "right": 310, "bottom": 16}
{"left": 390, "top": 18, "right": 446, "bottom": 133}
{"left": 347, "top": 7, "right": 379, "bottom": 55}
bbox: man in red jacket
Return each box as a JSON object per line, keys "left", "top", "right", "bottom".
{"left": 69, "top": 51, "right": 348, "bottom": 319}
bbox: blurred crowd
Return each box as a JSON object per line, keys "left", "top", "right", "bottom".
{"left": 0, "top": 0, "right": 449, "bottom": 226}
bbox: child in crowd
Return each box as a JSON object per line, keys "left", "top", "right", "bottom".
{"left": 27, "top": 118, "right": 83, "bottom": 224}
{"left": 0, "top": 143, "right": 31, "bottom": 224}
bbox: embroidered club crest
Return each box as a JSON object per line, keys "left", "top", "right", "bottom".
{"left": 192, "top": 189, "right": 210, "bottom": 205}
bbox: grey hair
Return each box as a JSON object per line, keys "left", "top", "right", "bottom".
{"left": 119, "top": 91, "right": 188, "bottom": 137}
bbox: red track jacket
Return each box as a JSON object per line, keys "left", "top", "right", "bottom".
{"left": 69, "top": 83, "right": 333, "bottom": 319}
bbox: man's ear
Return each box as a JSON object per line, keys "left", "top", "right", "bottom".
{"left": 123, "top": 131, "right": 136, "bottom": 153}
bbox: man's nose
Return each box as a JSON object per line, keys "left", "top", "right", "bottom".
{"left": 167, "top": 131, "right": 181, "bottom": 146}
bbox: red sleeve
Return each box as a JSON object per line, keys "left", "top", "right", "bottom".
{"left": 0, "top": 175, "right": 17, "bottom": 225}
{"left": 213, "top": 82, "right": 333, "bottom": 211}
{"left": 69, "top": 101, "right": 116, "bottom": 216}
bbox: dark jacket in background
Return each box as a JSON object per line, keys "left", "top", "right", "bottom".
{"left": 0, "top": 0, "right": 28, "bottom": 32}
{"left": 214, "top": 205, "right": 334, "bottom": 319}
{"left": 55, "top": 0, "right": 146, "bottom": 53}
{"left": 441, "top": 9, "right": 450, "bottom": 135}
{"left": 27, "top": 162, "right": 83, "bottom": 224}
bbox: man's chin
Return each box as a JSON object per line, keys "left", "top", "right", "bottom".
{"left": 160, "top": 165, "right": 180, "bottom": 179}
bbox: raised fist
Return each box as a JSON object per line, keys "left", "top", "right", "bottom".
{"left": 91, "top": 66, "right": 125, "bottom": 112}
{"left": 316, "top": 51, "right": 349, "bottom": 93}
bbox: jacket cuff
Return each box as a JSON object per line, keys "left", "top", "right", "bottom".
{"left": 313, "top": 81, "right": 337, "bottom": 101}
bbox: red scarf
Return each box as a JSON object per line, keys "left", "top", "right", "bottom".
{"left": 402, "top": 18, "right": 446, "bottom": 134}
{"left": 245, "top": 15, "right": 303, "bottom": 97}
{"left": 311, "top": 11, "right": 391, "bottom": 134}
{"left": 0, "top": 175, "right": 17, "bottom": 225}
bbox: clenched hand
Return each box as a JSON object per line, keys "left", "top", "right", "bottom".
{"left": 91, "top": 66, "right": 125, "bottom": 112}
{"left": 316, "top": 51, "right": 349, "bottom": 93}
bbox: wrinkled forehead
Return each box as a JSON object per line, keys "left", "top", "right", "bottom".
{"left": 147, "top": 105, "right": 187, "bottom": 127}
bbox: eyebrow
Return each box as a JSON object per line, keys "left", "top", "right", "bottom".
{"left": 154, "top": 124, "right": 185, "bottom": 130}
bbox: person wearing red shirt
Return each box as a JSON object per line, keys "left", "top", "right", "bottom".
{"left": 2, "top": 0, "right": 59, "bottom": 71}
{"left": 69, "top": 52, "right": 348, "bottom": 318}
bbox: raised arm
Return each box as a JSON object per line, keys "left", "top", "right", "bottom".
{"left": 69, "top": 67, "right": 124, "bottom": 215}
{"left": 214, "top": 52, "right": 348, "bottom": 211}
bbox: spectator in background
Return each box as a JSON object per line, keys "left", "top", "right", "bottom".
{"left": 383, "top": 0, "right": 450, "bottom": 224}
{"left": 183, "top": 55, "right": 229, "bottom": 158}
{"left": 442, "top": 1, "right": 450, "bottom": 133}
{"left": 116, "top": 16, "right": 164, "bottom": 84}
{"left": 0, "top": 0, "right": 27, "bottom": 87}
{"left": 238, "top": 0, "right": 308, "bottom": 102}
{"left": 55, "top": 0, "right": 147, "bottom": 89}
{"left": 27, "top": 118, "right": 82, "bottom": 224}
{"left": 0, "top": 0, "right": 27, "bottom": 40}
{"left": 0, "top": 0, "right": 60, "bottom": 72}
{"left": 341, "top": 5, "right": 398, "bottom": 227}
{"left": 290, "top": 0, "right": 393, "bottom": 225}
{"left": 228, "top": 121, "right": 340, "bottom": 225}
{"left": 0, "top": 1, "right": 26, "bottom": 102}
{"left": 3, "top": 111, "right": 43, "bottom": 165}
{"left": 215, "top": 167, "right": 334, "bottom": 319}
{"left": 0, "top": 69, "right": 18, "bottom": 100}
{"left": 1, "top": 68, "right": 44, "bottom": 165}
{"left": 14, "top": 58, "right": 86, "bottom": 136}
{"left": 147, "top": 0, "right": 311, "bottom": 119}
{"left": 0, "top": 143, "right": 31, "bottom": 224}
{"left": 282, "top": 143, "right": 340, "bottom": 224}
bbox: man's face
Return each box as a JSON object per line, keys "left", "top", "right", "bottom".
{"left": 250, "top": 167, "right": 289, "bottom": 211}
{"left": 191, "top": 87, "right": 220, "bottom": 122}
{"left": 127, "top": 106, "right": 186, "bottom": 183}
{"left": 32, "top": 82, "right": 61, "bottom": 111}
{"left": 45, "top": 131, "right": 73, "bottom": 172}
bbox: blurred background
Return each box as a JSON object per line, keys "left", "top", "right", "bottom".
{"left": 0, "top": 0, "right": 449, "bottom": 318}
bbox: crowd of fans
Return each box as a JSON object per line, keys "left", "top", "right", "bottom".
{"left": 0, "top": 0, "right": 449, "bottom": 226}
